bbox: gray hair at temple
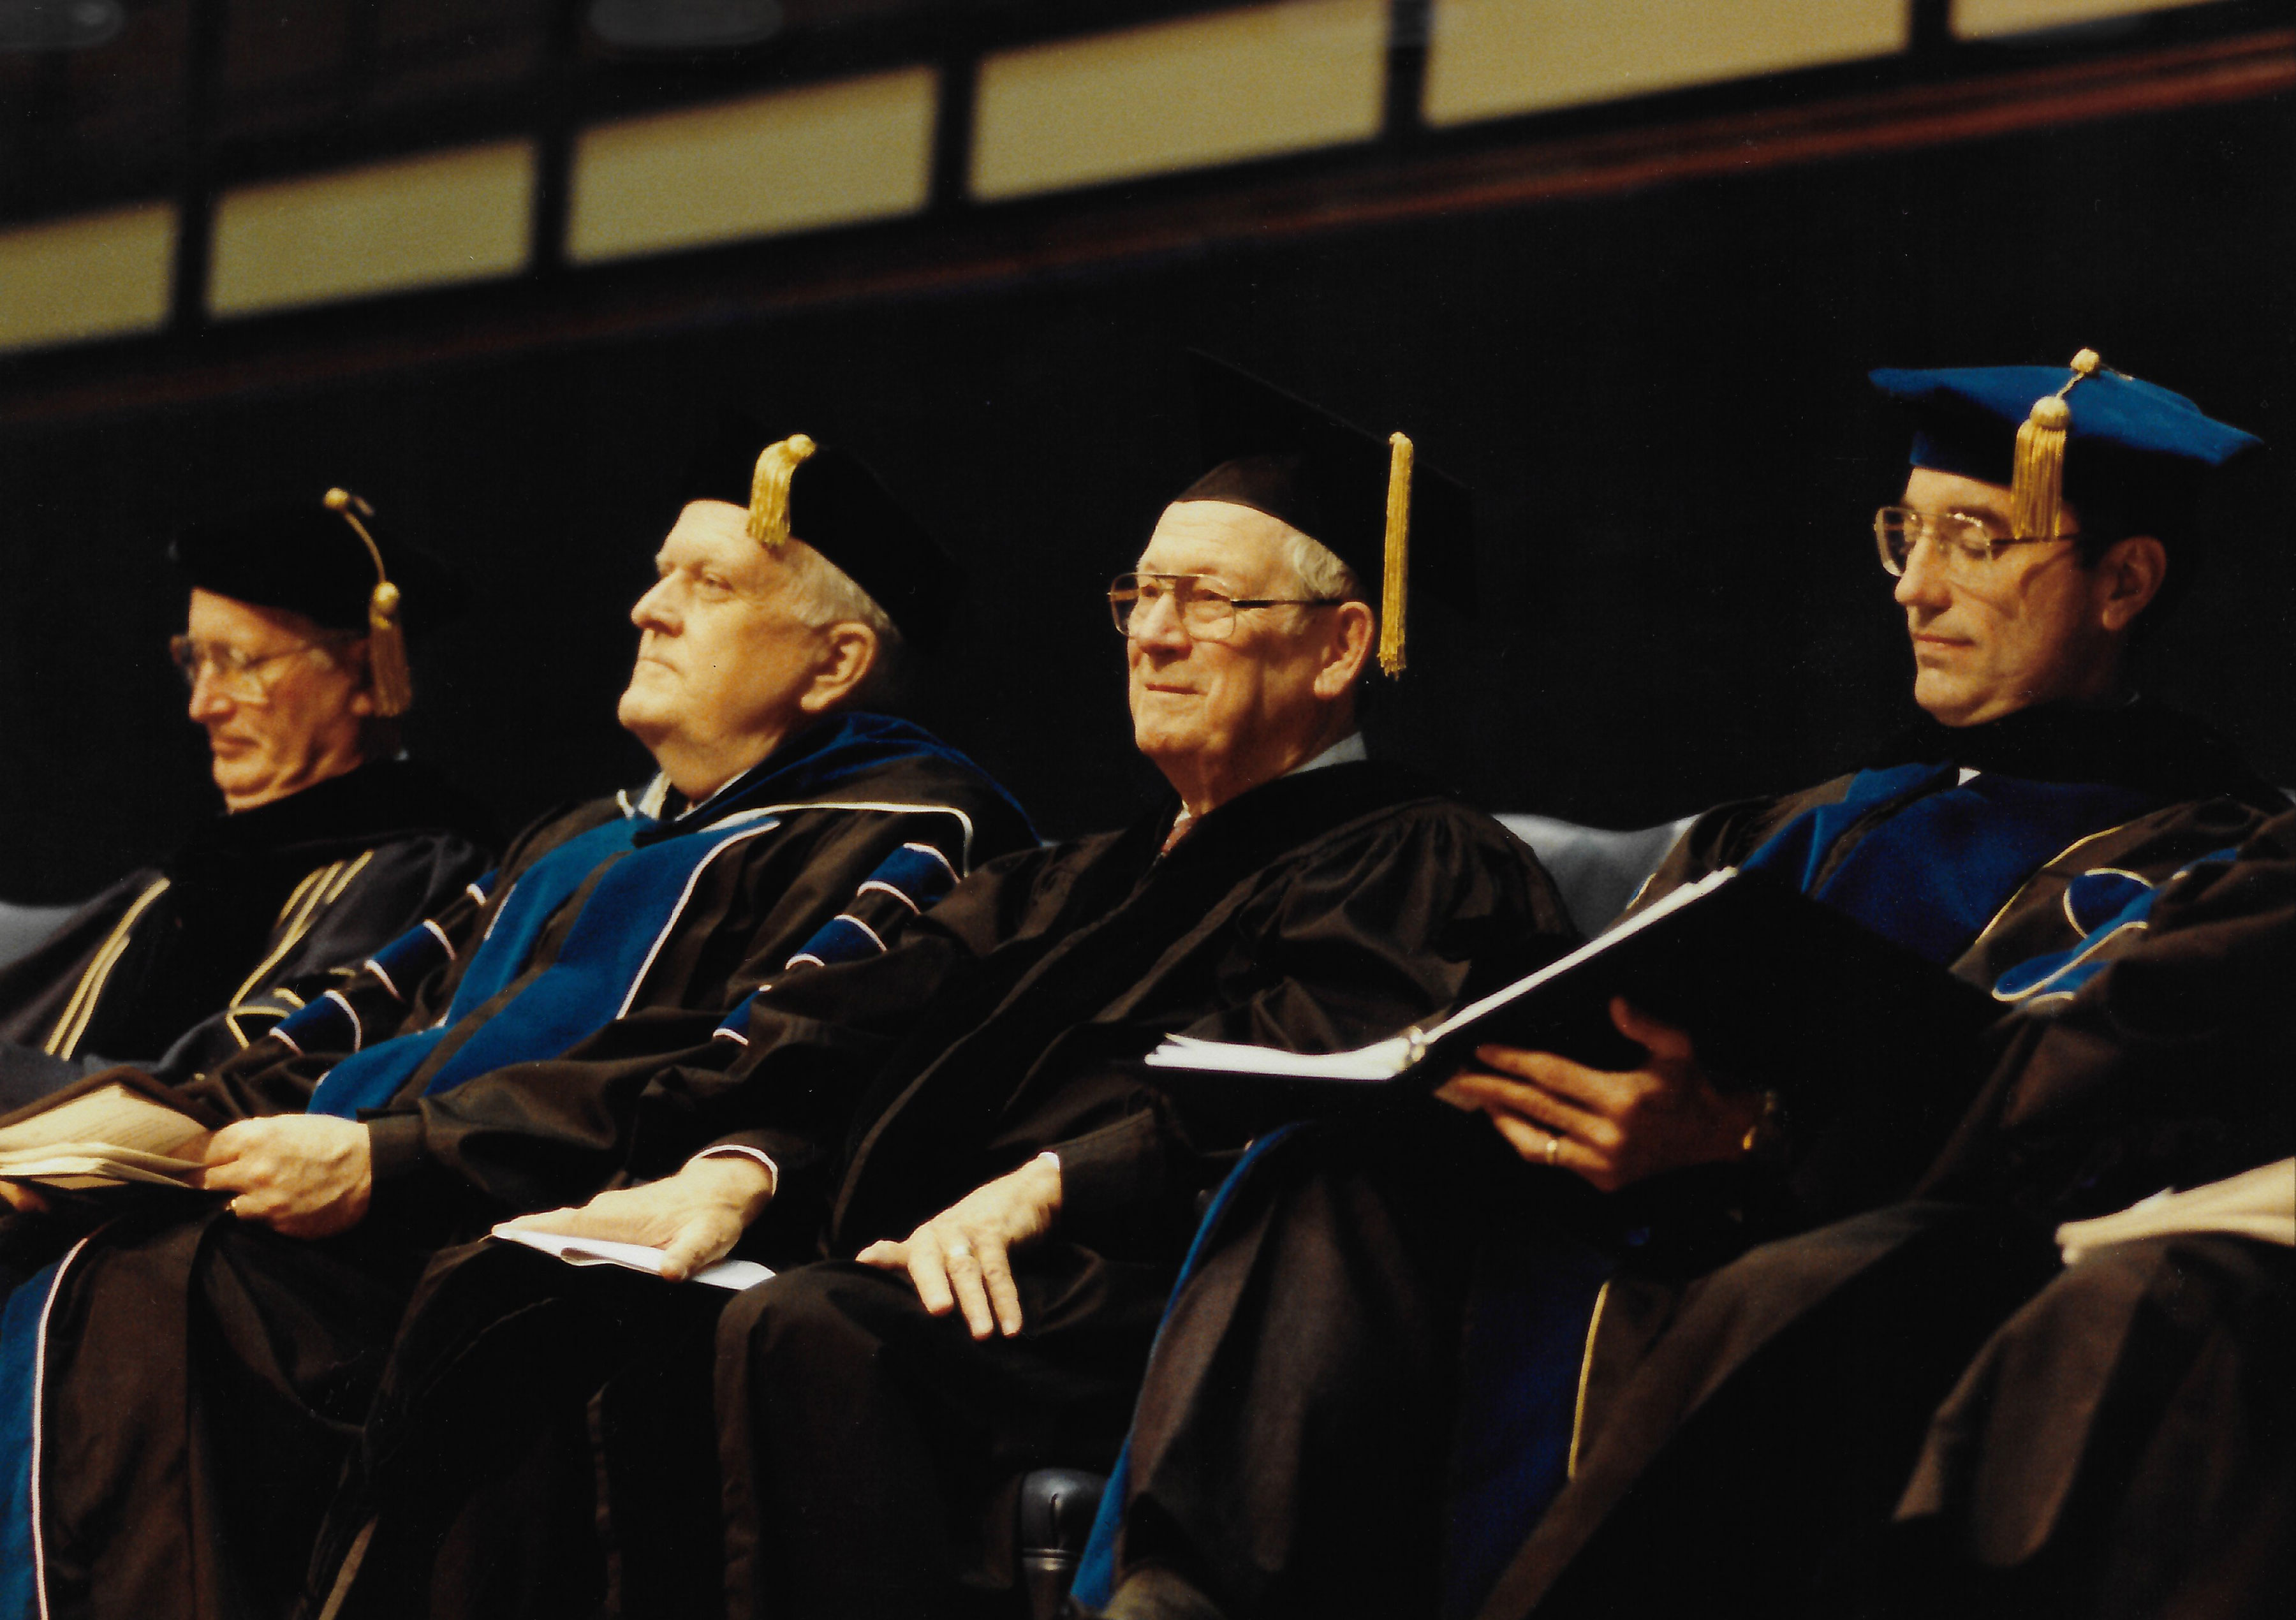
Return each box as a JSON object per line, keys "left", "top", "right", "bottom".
{"left": 1278, "top": 529, "right": 1363, "bottom": 607}
{"left": 783, "top": 538, "right": 905, "bottom": 703}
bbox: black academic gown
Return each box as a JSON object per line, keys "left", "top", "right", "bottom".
{"left": 1489, "top": 807, "right": 2296, "bottom": 1620}
{"left": 1093, "top": 703, "right": 2290, "bottom": 1620}
{"left": 0, "top": 719, "right": 1034, "bottom": 1620}
{"left": 0, "top": 758, "right": 497, "bottom": 1105}
{"left": 300, "top": 760, "right": 1570, "bottom": 1620}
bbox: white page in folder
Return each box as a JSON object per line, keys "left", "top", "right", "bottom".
{"left": 490, "top": 1224, "right": 774, "bottom": 1293}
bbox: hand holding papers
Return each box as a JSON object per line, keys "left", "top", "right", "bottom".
{"left": 493, "top": 1153, "right": 779, "bottom": 1284}
{"left": 1438, "top": 998, "right": 1762, "bottom": 1193}
{"left": 0, "top": 1071, "right": 217, "bottom": 1197}
{"left": 490, "top": 1223, "right": 773, "bottom": 1293}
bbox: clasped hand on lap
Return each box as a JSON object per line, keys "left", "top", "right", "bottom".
{"left": 198, "top": 1116, "right": 374, "bottom": 1237}
{"left": 1436, "top": 997, "right": 1763, "bottom": 1193}
{"left": 857, "top": 1152, "right": 1063, "bottom": 1341}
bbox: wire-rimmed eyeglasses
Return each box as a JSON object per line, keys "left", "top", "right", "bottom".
{"left": 1108, "top": 573, "right": 1346, "bottom": 643}
{"left": 1873, "top": 506, "right": 2079, "bottom": 579}
{"left": 168, "top": 635, "right": 346, "bottom": 703}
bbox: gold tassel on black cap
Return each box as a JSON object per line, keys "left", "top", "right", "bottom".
{"left": 2011, "top": 348, "right": 2103, "bottom": 541}
{"left": 1379, "top": 431, "right": 1412, "bottom": 677}
{"left": 747, "top": 434, "right": 818, "bottom": 549}
{"left": 323, "top": 487, "right": 413, "bottom": 718}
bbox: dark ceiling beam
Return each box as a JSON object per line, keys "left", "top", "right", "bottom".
{"left": 4, "top": 24, "right": 2290, "bottom": 429}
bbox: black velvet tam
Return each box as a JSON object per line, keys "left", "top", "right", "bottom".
{"left": 681, "top": 411, "right": 960, "bottom": 647}
{"left": 1179, "top": 353, "right": 1476, "bottom": 607}
{"left": 171, "top": 496, "right": 450, "bottom": 635}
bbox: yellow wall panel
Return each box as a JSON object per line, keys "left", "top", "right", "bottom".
{"left": 972, "top": 0, "right": 1389, "bottom": 200}
{"left": 1425, "top": 0, "right": 1910, "bottom": 127}
{"left": 1954, "top": 0, "right": 2218, "bottom": 37}
{"left": 568, "top": 69, "right": 938, "bottom": 263}
{"left": 0, "top": 203, "right": 176, "bottom": 353}
{"left": 209, "top": 142, "right": 534, "bottom": 317}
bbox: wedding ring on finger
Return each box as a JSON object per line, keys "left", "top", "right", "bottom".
{"left": 1544, "top": 1133, "right": 1563, "bottom": 1166}
{"left": 943, "top": 1238, "right": 973, "bottom": 1263}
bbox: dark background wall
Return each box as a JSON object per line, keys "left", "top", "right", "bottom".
{"left": 3, "top": 87, "right": 2291, "bottom": 901}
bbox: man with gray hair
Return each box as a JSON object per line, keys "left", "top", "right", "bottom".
{"left": 0, "top": 491, "right": 495, "bottom": 1107}
{"left": 0, "top": 421, "right": 1035, "bottom": 1620}
{"left": 300, "top": 360, "right": 1571, "bottom": 1620}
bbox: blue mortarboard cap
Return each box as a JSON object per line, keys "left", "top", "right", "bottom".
{"left": 1869, "top": 350, "right": 2263, "bottom": 543}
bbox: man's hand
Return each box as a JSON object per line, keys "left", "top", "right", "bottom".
{"left": 1436, "top": 999, "right": 1763, "bottom": 1193}
{"left": 857, "top": 1153, "right": 1062, "bottom": 1340}
{"left": 0, "top": 1179, "right": 49, "bottom": 1215}
{"left": 500, "top": 1155, "right": 776, "bottom": 1282}
{"left": 198, "top": 1115, "right": 374, "bottom": 1239}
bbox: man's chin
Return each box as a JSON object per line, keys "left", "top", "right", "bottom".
{"left": 617, "top": 688, "right": 673, "bottom": 736}
{"left": 1913, "top": 676, "right": 2010, "bottom": 729}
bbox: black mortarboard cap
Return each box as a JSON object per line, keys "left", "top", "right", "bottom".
{"left": 1869, "top": 350, "right": 2264, "bottom": 545}
{"left": 172, "top": 490, "right": 446, "bottom": 714}
{"left": 682, "top": 411, "right": 960, "bottom": 647}
{"left": 1179, "top": 353, "right": 1473, "bottom": 675}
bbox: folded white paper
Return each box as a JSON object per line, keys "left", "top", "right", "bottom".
{"left": 2056, "top": 1159, "right": 2295, "bottom": 1265}
{"left": 490, "top": 1224, "right": 774, "bottom": 1293}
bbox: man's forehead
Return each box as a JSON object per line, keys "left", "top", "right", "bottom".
{"left": 1901, "top": 466, "right": 2015, "bottom": 519}
{"left": 186, "top": 586, "right": 320, "bottom": 644}
{"left": 661, "top": 501, "right": 775, "bottom": 566}
{"left": 1901, "top": 466, "right": 2094, "bottom": 540}
{"left": 1137, "top": 500, "right": 1300, "bottom": 579}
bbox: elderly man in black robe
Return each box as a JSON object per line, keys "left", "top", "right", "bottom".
{"left": 1080, "top": 351, "right": 2291, "bottom": 1620}
{"left": 0, "top": 492, "right": 494, "bottom": 1107}
{"left": 296, "top": 359, "right": 1571, "bottom": 1620}
{"left": 0, "top": 425, "right": 1035, "bottom": 1620}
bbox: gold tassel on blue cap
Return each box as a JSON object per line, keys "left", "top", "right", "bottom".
{"left": 322, "top": 487, "right": 412, "bottom": 718}
{"left": 2011, "top": 348, "right": 2102, "bottom": 541}
{"left": 1379, "top": 431, "right": 1412, "bottom": 677}
{"left": 747, "top": 434, "right": 818, "bottom": 549}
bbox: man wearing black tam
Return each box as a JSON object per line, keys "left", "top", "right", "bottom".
{"left": 0, "top": 427, "right": 1035, "bottom": 1620}
{"left": 1081, "top": 353, "right": 2293, "bottom": 1620}
{"left": 292, "top": 360, "right": 1567, "bottom": 1620}
{"left": 0, "top": 492, "right": 496, "bottom": 1112}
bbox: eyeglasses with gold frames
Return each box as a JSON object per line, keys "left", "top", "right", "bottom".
{"left": 168, "top": 635, "right": 348, "bottom": 703}
{"left": 1108, "top": 573, "right": 1346, "bottom": 643}
{"left": 1873, "top": 506, "right": 2079, "bottom": 579}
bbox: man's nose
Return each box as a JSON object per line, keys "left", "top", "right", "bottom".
{"left": 1894, "top": 535, "right": 1952, "bottom": 610}
{"left": 631, "top": 578, "right": 679, "bottom": 632}
{"left": 187, "top": 665, "right": 233, "bottom": 721}
{"left": 1130, "top": 593, "right": 1191, "bottom": 652}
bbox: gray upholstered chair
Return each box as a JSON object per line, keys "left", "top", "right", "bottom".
{"left": 0, "top": 902, "right": 75, "bottom": 971}
{"left": 1496, "top": 813, "right": 1696, "bottom": 934}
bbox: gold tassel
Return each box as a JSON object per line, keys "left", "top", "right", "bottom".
{"left": 2010, "top": 348, "right": 2103, "bottom": 541}
{"left": 746, "top": 433, "right": 818, "bottom": 549}
{"left": 324, "top": 487, "right": 413, "bottom": 718}
{"left": 1379, "top": 431, "right": 1412, "bottom": 678}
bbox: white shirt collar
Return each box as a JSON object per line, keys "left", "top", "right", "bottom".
{"left": 1288, "top": 732, "right": 1369, "bottom": 776}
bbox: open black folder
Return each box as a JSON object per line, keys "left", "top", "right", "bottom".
{"left": 1145, "top": 868, "right": 2001, "bottom": 1105}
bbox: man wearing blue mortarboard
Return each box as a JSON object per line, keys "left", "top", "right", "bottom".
{"left": 1084, "top": 354, "right": 2296, "bottom": 1620}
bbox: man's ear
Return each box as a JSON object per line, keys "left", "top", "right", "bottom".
{"left": 1313, "top": 601, "right": 1376, "bottom": 700}
{"left": 2096, "top": 535, "right": 2168, "bottom": 634}
{"left": 798, "top": 622, "right": 881, "bottom": 714}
